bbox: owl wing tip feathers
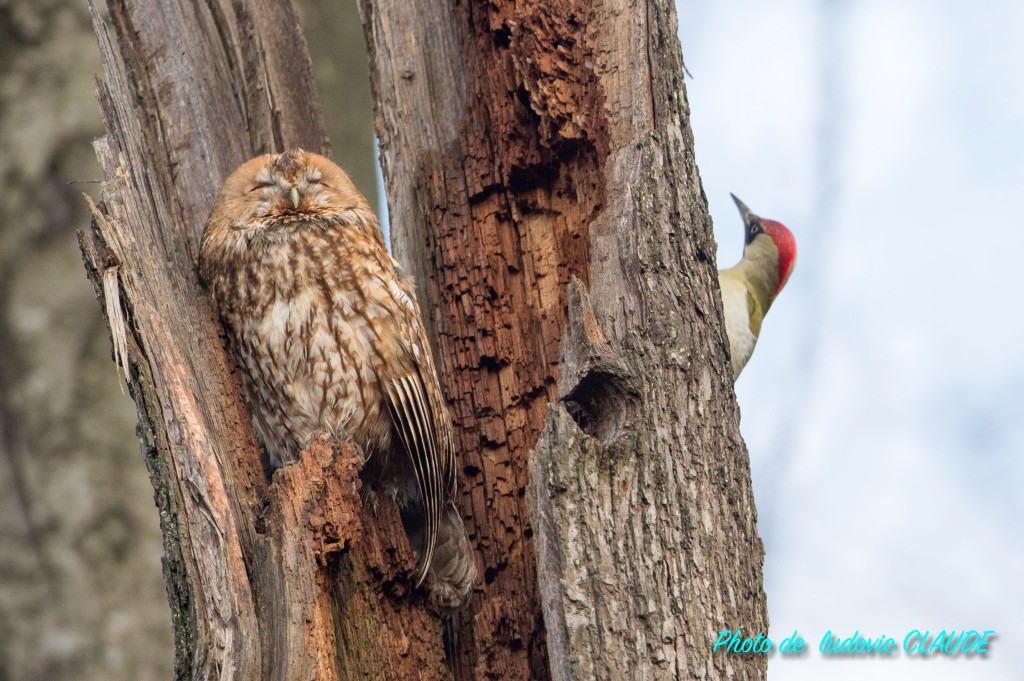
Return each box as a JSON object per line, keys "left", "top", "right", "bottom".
{"left": 384, "top": 370, "right": 447, "bottom": 587}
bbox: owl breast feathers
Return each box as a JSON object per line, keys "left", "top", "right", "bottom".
{"left": 198, "top": 150, "right": 475, "bottom": 606}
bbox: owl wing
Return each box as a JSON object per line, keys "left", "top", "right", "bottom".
{"left": 383, "top": 356, "right": 455, "bottom": 587}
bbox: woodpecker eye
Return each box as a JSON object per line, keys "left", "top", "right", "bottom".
{"left": 744, "top": 220, "right": 765, "bottom": 246}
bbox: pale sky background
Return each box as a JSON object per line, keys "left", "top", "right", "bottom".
{"left": 678, "top": 0, "right": 1024, "bottom": 678}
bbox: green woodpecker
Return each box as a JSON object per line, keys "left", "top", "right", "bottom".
{"left": 718, "top": 194, "right": 797, "bottom": 379}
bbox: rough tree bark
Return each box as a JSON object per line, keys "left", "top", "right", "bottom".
{"left": 362, "top": 1, "right": 768, "bottom": 679}
{"left": 80, "top": 1, "right": 449, "bottom": 679}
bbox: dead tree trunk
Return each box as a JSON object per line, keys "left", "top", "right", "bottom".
{"left": 362, "top": 1, "right": 768, "bottom": 679}
{"left": 81, "top": 1, "right": 449, "bottom": 679}
{"left": 81, "top": 0, "right": 765, "bottom": 678}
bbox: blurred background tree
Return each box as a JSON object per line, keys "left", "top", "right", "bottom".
{"left": 0, "top": 1, "right": 375, "bottom": 678}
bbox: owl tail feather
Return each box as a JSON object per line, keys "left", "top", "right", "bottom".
{"left": 428, "top": 502, "right": 476, "bottom": 608}
{"left": 443, "top": 609, "right": 462, "bottom": 676}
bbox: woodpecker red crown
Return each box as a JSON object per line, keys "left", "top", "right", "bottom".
{"left": 761, "top": 219, "right": 796, "bottom": 297}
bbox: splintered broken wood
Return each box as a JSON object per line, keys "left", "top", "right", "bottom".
{"left": 258, "top": 436, "right": 448, "bottom": 681}
{"left": 81, "top": 0, "right": 451, "bottom": 678}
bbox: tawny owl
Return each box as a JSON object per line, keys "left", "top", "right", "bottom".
{"left": 198, "top": 150, "right": 475, "bottom": 606}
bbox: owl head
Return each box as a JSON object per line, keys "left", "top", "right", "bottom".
{"left": 207, "top": 150, "right": 371, "bottom": 227}
{"left": 199, "top": 150, "right": 381, "bottom": 278}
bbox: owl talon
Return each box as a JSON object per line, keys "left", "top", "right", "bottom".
{"left": 361, "top": 487, "right": 380, "bottom": 515}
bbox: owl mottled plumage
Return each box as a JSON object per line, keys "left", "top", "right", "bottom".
{"left": 198, "top": 150, "right": 475, "bottom": 605}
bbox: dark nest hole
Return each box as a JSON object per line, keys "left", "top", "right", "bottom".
{"left": 561, "top": 369, "right": 637, "bottom": 444}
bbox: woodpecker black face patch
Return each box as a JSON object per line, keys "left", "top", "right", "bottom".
{"left": 745, "top": 219, "right": 764, "bottom": 246}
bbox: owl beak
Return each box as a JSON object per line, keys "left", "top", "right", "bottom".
{"left": 289, "top": 186, "right": 300, "bottom": 209}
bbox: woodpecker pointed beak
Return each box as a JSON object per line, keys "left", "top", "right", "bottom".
{"left": 730, "top": 193, "right": 756, "bottom": 225}
{"left": 731, "top": 193, "right": 763, "bottom": 245}
{"left": 289, "top": 186, "right": 300, "bottom": 209}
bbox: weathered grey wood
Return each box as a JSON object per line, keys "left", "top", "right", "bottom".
{"left": 81, "top": 0, "right": 450, "bottom": 678}
{"left": 361, "top": 0, "right": 768, "bottom": 679}
{"left": 529, "top": 1, "right": 770, "bottom": 675}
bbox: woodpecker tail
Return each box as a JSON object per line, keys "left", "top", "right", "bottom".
{"left": 429, "top": 502, "right": 477, "bottom": 608}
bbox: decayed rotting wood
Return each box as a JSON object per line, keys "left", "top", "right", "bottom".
{"left": 258, "top": 436, "right": 364, "bottom": 681}
{"left": 362, "top": 1, "right": 610, "bottom": 677}
{"left": 82, "top": 0, "right": 451, "bottom": 678}
{"left": 364, "top": 0, "right": 768, "bottom": 679}
{"left": 257, "top": 436, "right": 450, "bottom": 681}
